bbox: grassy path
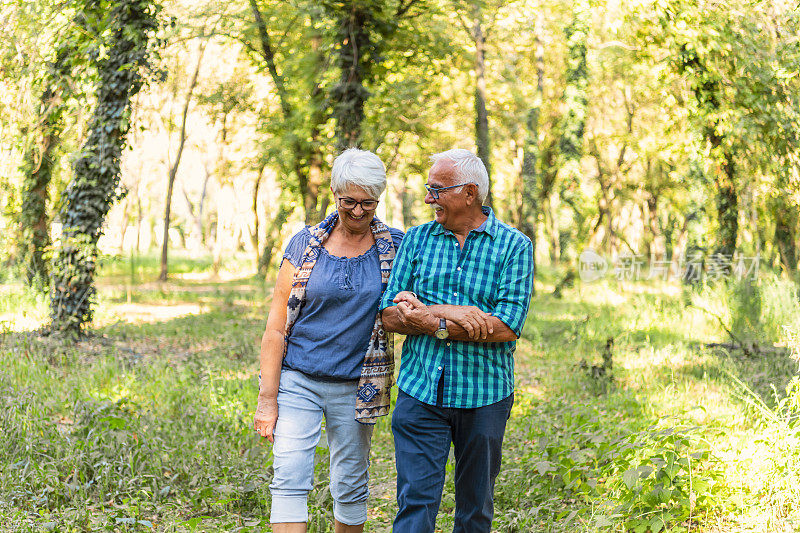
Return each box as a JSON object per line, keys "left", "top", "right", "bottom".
{"left": 1, "top": 262, "right": 799, "bottom": 531}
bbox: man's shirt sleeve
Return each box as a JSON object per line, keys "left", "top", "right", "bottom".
{"left": 492, "top": 237, "right": 534, "bottom": 336}
{"left": 379, "top": 227, "right": 416, "bottom": 311}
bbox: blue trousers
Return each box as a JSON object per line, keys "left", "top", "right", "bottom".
{"left": 391, "top": 389, "right": 514, "bottom": 533}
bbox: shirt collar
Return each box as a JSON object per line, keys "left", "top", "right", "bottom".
{"left": 432, "top": 206, "right": 497, "bottom": 239}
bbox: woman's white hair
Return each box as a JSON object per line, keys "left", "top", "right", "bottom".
{"left": 331, "top": 148, "right": 387, "bottom": 200}
{"left": 430, "top": 148, "right": 489, "bottom": 203}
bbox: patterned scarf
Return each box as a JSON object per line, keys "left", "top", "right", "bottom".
{"left": 284, "top": 211, "right": 396, "bottom": 425}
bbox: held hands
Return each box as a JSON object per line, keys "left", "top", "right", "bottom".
{"left": 254, "top": 396, "right": 278, "bottom": 443}
{"left": 393, "top": 292, "right": 438, "bottom": 334}
{"left": 392, "top": 292, "right": 494, "bottom": 340}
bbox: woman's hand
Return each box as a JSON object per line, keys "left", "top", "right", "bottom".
{"left": 395, "top": 295, "right": 438, "bottom": 334}
{"left": 393, "top": 291, "right": 418, "bottom": 304}
{"left": 254, "top": 397, "right": 278, "bottom": 443}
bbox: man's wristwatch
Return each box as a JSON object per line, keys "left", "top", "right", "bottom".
{"left": 434, "top": 318, "right": 449, "bottom": 340}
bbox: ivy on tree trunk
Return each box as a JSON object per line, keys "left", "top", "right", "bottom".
{"left": 18, "top": 48, "right": 71, "bottom": 290}
{"left": 50, "top": 0, "right": 160, "bottom": 335}
{"left": 556, "top": 0, "right": 589, "bottom": 258}
{"left": 559, "top": 0, "right": 589, "bottom": 168}
{"left": 677, "top": 42, "right": 739, "bottom": 261}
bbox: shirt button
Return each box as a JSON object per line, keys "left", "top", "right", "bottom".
{"left": 457, "top": 267, "right": 461, "bottom": 271}
{"left": 438, "top": 366, "right": 443, "bottom": 371}
{"left": 453, "top": 292, "right": 458, "bottom": 296}
{"left": 446, "top": 343, "right": 451, "bottom": 347}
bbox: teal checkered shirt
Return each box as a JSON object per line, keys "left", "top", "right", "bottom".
{"left": 379, "top": 207, "right": 534, "bottom": 408}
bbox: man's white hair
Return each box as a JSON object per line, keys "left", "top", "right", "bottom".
{"left": 430, "top": 148, "right": 489, "bottom": 203}
{"left": 331, "top": 148, "right": 387, "bottom": 200}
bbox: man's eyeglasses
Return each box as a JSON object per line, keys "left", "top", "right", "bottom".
{"left": 424, "top": 183, "right": 473, "bottom": 200}
{"left": 338, "top": 197, "right": 379, "bottom": 211}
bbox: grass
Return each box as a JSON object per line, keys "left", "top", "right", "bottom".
{"left": 1, "top": 257, "right": 800, "bottom": 531}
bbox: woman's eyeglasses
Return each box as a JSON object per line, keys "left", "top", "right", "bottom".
{"left": 338, "top": 197, "right": 379, "bottom": 211}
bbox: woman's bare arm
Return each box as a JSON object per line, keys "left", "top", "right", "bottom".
{"left": 254, "top": 260, "right": 296, "bottom": 443}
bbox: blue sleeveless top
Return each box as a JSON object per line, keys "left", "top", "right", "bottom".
{"left": 281, "top": 226, "right": 404, "bottom": 380}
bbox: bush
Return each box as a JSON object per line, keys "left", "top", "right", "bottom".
{"left": 729, "top": 376, "right": 800, "bottom": 527}
{"left": 495, "top": 397, "right": 727, "bottom": 532}
{"left": 691, "top": 275, "right": 800, "bottom": 348}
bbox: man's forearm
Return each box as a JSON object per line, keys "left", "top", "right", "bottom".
{"left": 432, "top": 312, "right": 518, "bottom": 342}
{"left": 381, "top": 306, "right": 437, "bottom": 335}
{"left": 382, "top": 305, "right": 517, "bottom": 342}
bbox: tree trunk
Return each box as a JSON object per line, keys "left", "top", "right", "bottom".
{"left": 557, "top": 0, "right": 589, "bottom": 256}
{"left": 472, "top": 7, "right": 492, "bottom": 207}
{"left": 211, "top": 114, "right": 231, "bottom": 275}
{"left": 252, "top": 163, "right": 265, "bottom": 268}
{"left": 545, "top": 194, "right": 561, "bottom": 264}
{"left": 212, "top": 184, "right": 234, "bottom": 276}
{"left": 587, "top": 152, "right": 612, "bottom": 253}
{"left": 304, "top": 150, "right": 325, "bottom": 224}
{"left": 539, "top": 138, "right": 560, "bottom": 263}
{"left": 136, "top": 192, "right": 142, "bottom": 253}
{"left": 519, "top": 18, "right": 544, "bottom": 292}
{"left": 19, "top": 48, "right": 70, "bottom": 289}
{"left": 559, "top": 0, "right": 589, "bottom": 166}
{"left": 678, "top": 43, "right": 738, "bottom": 263}
{"left": 118, "top": 200, "right": 130, "bottom": 253}
{"left": 50, "top": 0, "right": 158, "bottom": 335}
{"left": 181, "top": 164, "right": 213, "bottom": 247}
{"left": 20, "top": 123, "right": 59, "bottom": 288}
{"left": 669, "top": 215, "right": 689, "bottom": 277}
{"left": 774, "top": 200, "right": 797, "bottom": 278}
{"left": 710, "top": 137, "right": 738, "bottom": 259}
{"left": 646, "top": 192, "right": 666, "bottom": 261}
{"left": 331, "top": 3, "right": 371, "bottom": 151}
{"left": 259, "top": 203, "right": 293, "bottom": 276}
{"left": 159, "top": 38, "right": 206, "bottom": 281}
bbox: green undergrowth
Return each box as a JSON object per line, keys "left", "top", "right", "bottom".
{"left": 1, "top": 264, "right": 799, "bottom": 531}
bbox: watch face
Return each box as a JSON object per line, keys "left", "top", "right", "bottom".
{"left": 435, "top": 329, "right": 448, "bottom": 340}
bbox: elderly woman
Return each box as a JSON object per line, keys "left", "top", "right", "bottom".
{"left": 254, "top": 148, "right": 403, "bottom": 532}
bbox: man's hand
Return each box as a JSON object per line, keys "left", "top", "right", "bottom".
{"left": 394, "top": 293, "right": 438, "bottom": 334}
{"left": 433, "top": 304, "right": 494, "bottom": 340}
{"left": 392, "top": 292, "right": 493, "bottom": 340}
{"left": 254, "top": 397, "right": 278, "bottom": 443}
{"left": 383, "top": 292, "right": 514, "bottom": 342}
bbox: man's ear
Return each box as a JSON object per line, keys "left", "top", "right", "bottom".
{"left": 464, "top": 183, "right": 479, "bottom": 206}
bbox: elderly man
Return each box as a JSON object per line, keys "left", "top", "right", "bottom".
{"left": 379, "top": 149, "right": 534, "bottom": 532}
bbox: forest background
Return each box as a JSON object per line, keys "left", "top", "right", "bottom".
{"left": 2, "top": 0, "right": 800, "bottom": 531}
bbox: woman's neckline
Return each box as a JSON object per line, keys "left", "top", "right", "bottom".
{"left": 320, "top": 243, "right": 377, "bottom": 262}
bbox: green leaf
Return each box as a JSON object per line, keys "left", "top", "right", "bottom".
{"left": 595, "top": 516, "right": 613, "bottom": 527}
{"left": 650, "top": 516, "right": 665, "bottom": 532}
{"left": 623, "top": 468, "right": 639, "bottom": 489}
{"left": 534, "top": 460, "right": 555, "bottom": 475}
